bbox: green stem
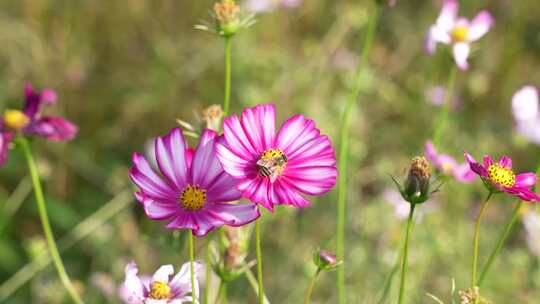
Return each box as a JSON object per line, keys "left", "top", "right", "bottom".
{"left": 304, "top": 269, "right": 321, "bottom": 304}
{"left": 471, "top": 192, "right": 493, "bottom": 288}
{"left": 17, "top": 137, "right": 84, "bottom": 304}
{"left": 432, "top": 65, "right": 458, "bottom": 147}
{"left": 477, "top": 199, "right": 522, "bottom": 286}
{"left": 397, "top": 204, "right": 415, "bottom": 304}
{"left": 189, "top": 230, "right": 198, "bottom": 304}
{"left": 244, "top": 268, "right": 270, "bottom": 304}
{"left": 203, "top": 239, "right": 211, "bottom": 304}
{"left": 336, "top": 4, "right": 379, "bottom": 304}
{"left": 255, "top": 220, "right": 265, "bottom": 304}
{"left": 216, "top": 280, "right": 227, "bottom": 304}
{"left": 223, "top": 37, "right": 232, "bottom": 115}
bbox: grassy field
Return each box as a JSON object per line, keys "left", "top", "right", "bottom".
{"left": 1, "top": 0, "right": 540, "bottom": 303}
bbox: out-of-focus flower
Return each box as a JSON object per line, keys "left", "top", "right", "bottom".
{"left": 196, "top": 0, "right": 256, "bottom": 37}
{"left": 382, "top": 188, "right": 436, "bottom": 221}
{"left": 129, "top": 128, "right": 260, "bottom": 237}
{"left": 425, "top": 140, "right": 475, "bottom": 183}
{"left": 512, "top": 86, "right": 540, "bottom": 145}
{"left": 425, "top": 0, "right": 494, "bottom": 70}
{"left": 121, "top": 261, "right": 202, "bottom": 304}
{"left": 210, "top": 225, "right": 253, "bottom": 282}
{"left": 245, "top": 0, "right": 302, "bottom": 13}
{"left": 464, "top": 152, "right": 540, "bottom": 202}
{"left": 313, "top": 248, "right": 342, "bottom": 271}
{"left": 458, "top": 287, "right": 491, "bottom": 304}
{"left": 424, "top": 85, "right": 460, "bottom": 108}
{"left": 0, "top": 83, "right": 78, "bottom": 166}
{"left": 392, "top": 156, "right": 436, "bottom": 205}
{"left": 216, "top": 104, "right": 338, "bottom": 211}
{"left": 201, "top": 104, "right": 224, "bottom": 131}
{"left": 522, "top": 210, "right": 540, "bottom": 256}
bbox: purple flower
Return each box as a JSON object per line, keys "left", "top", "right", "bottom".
{"left": 121, "top": 260, "right": 202, "bottom": 303}
{"left": 425, "top": 140, "right": 475, "bottom": 183}
{"left": 129, "top": 127, "right": 260, "bottom": 237}
{"left": 425, "top": 0, "right": 494, "bottom": 70}
{"left": 464, "top": 152, "right": 540, "bottom": 202}
{"left": 245, "top": 0, "right": 302, "bottom": 13}
{"left": 216, "top": 104, "right": 337, "bottom": 211}
{"left": 0, "top": 83, "right": 78, "bottom": 166}
{"left": 512, "top": 86, "right": 540, "bottom": 145}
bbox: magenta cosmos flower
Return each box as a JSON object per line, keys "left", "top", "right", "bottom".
{"left": 425, "top": 0, "right": 494, "bottom": 70}
{"left": 216, "top": 104, "right": 337, "bottom": 211}
{"left": 425, "top": 140, "right": 474, "bottom": 183}
{"left": 121, "top": 260, "right": 202, "bottom": 304}
{"left": 464, "top": 152, "right": 540, "bottom": 202}
{"left": 129, "top": 127, "right": 260, "bottom": 237}
{"left": 0, "top": 83, "right": 78, "bottom": 166}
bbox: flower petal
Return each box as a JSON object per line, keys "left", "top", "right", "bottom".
{"left": 482, "top": 155, "right": 493, "bottom": 168}
{"left": 452, "top": 42, "right": 470, "bottom": 70}
{"left": 24, "top": 117, "right": 78, "bottom": 141}
{"left": 152, "top": 265, "right": 174, "bottom": 284}
{"left": 216, "top": 136, "right": 256, "bottom": 179}
{"left": 155, "top": 128, "right": 189, "bottom": 191}
{"left": 436, "top": 0, "right": 458, "bottom": 32}
{"left": 515, "top": 173, "right": 537, "bottom": 188}
{"left": 205, "top": 171, "right": 242, "bottom": 203}
{"left": 464, "top": 152, "right": 487, "bottom": 177}
{"left": 170, "top": 262, "right": 203, "bottom": 298}
{"left": 123, "top": 261, "right": 145, "bottom": 304}
{"left": 506, "top": 187, "right": 540, "bottom": 202}
{"left": 512, "top": 86, "right": 539, "bottom": 122}
{"left": 273, "top": 179, "right": 311, "bottom": 208}
{"left": 467, "top": 11, "right": 494, "bottom": 42}
{"left": 286, "top": 135, "right": 336, "bottom": 168}
{"left": 191, "top": 129, "right": 223, "bottom": 188}
{"left": 453, "top": 163, "right": 476, "bottom": 183}
{"left": 237, "top": 177, "right": 274, "bottom": 211}
{"left": 205, "top": 203, "right": 260, "bottom": 227}
{"left": 424, "top": 140, "right": 438, "bottom": 162}
{"left": 166, "top": 212, "right": 198, "bottom": 231}
{"left": 129, "top": 153, "right": 178, "bottom": 201}
{"left": 283, "top": 166, "right": 337, "bottom": 195}
{"left": 222, "top": 114, "right": 259, "bottom": 160}
{"left": 275, "top": 115, "right": 320, "bottom": 157}
{"left": 239, "top": 104, "right": 276, "bottom": 153}
{"left": 498, "top": 156, "right": 512, "bottom": 169}
{"left": 134, "top": 192, "right": 178, "bottom": 221}
{"left": 0, "top": 132, "right": 13, "bottom": 167}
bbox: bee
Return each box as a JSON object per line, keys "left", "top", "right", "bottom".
{"left": 256, "top": 154, "right": 288, "bottom": 183}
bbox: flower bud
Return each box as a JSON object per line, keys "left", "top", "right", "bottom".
{"left": 313, "top": 248, "right": 342, "bottom": 271}
{"left": 201, "top": 105, "right": 223, "bottom": 131}
{"left": 213, "top": 0, "right": 241, "bottom": 36}
{"left": 391, "top": 156, "right": 435, "bottom": 205}
{"left": 458, "top": 287, "right": 491, "bottom": 304}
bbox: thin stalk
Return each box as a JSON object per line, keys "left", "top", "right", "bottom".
{"left": 304, "top": 269, "right": 321, "bottom": 304}
{"left": 203, "top": 239, "right": 211, "bottom": 304}
{"left": 223, "top": 37, "right": 232, "bottom": 115}
{"left": 189, "top": 230, "right": 198, "bottom": 304}
{"left": 244, "top": 269, "right": 270, "bottom": 304}
{"left": 255, "top": 220, "right": 265, "bottom": 304}
{"left": 471, "top": 192, "right": 493, "bottom": 288}
{"left": 397, "top": 204, "right": 416, "bottom": 304}
{"left": 477, "top": 200, "right": 522, "bottom": 286}
{"left": 216, "top": 280, "right": 227, "bottom": 304}
{"left": 336, "top": 4, "right": 379, "bottom": 303}
{"left": 376, "top": 254, "right": 400, "bottom": 304}
{"left": 432, "top": 65, "right": 458, "bottom": 147}
{"left": 17, "top": 137, "right": 83, "bottom": 304}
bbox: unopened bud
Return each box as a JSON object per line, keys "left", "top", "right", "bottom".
{"left": 213, "top": 0, "right": 241, "bottom": 36}
{"left": 459, "top": 287, "right": 491, "bottom": 304}
{"left": 201, "top": 105, "right": 223, "bottom": 131}
{"left": 313, "top": 249, "right": 342, "bottom": 271}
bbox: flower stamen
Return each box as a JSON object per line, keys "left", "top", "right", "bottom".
{"left": 180, "top": 185, "right": 207, "bottom": 211}
{"left": 451, "top": 26, "right": 469, "bottom": 42}
{"left": 256, "top": 149, "right": 288, "bottom": 183}
{"left": 3, "top": 109, "right": 30, "bottom": 131}
{"left": 148, "top": 281, "right": 172, "bottom": 300}
{"left": 487, "top": 164, "right": 515, "bottom": 188}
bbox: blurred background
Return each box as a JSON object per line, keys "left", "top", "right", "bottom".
{"left": 1, "top": 0, "right": 540, "bottom": 303}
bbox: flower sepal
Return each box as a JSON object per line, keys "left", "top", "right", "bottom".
{"left": 390, "top": 156, "right": 440, "bottom": 205}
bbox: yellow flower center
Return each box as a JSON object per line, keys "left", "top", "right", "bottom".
{"left": 180, "top": 185, "right": 206, "bottom": 211}
{"left": 487, "top": 164, "right": 516, "bottom": 188}
{"left": 148, "top": 281, "right": 171, "bottom": 300}
{"left": 3, "top": 109, "right": 30, "bottom": 131}
{"left": 256, "top": 149, "right": 287, "bottom": 181}
{"left": 451, "top": 26, "right": 469, "bottom": 42}
{"left": 441, "top": 161, "right": 454, "bottom": 173}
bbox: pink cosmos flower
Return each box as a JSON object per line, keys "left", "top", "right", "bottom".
{"left": 512, "top": 86, "right": 540, "bottom": 145}
{"left": 216, "top": 104, "right": 337, "bottom": 211}
{"left": 121, "top": 260, "right": 202, "bottom": 304}
{"left": 464, "top": 152, "right": 540, "bottom": 202}
{"left": 245, "top": 0, "right": 302, "bottom": 13}
{"left": 522, "top": 210, "right": 540, "bottom": 256}
{"left": 425, "top": 0, "right": 494, "bottom": 70}
{"left": 129, "top": 128, "right": 260, "bottom": 237}
{"left": 425, "top": 140, "right": 475, "bottom": 183}
{"left": 0, "top": 83, "right": 78, "bottom": 166}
